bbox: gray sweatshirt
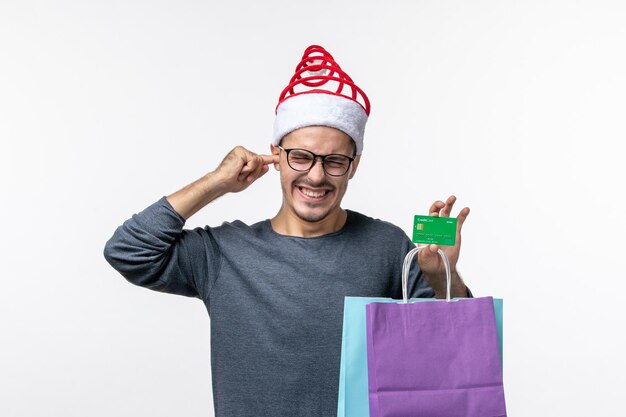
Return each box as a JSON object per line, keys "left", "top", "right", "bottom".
{"left": 104, "top": 197, "right": 434, "bottom": 417}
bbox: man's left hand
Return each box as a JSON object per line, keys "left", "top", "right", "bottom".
{"left": 417, "top": 195, "right": 470, "bottom": 298}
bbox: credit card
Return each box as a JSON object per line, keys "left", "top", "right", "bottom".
{"left": 412, "top": 215, "right": 457, "bottom": 246}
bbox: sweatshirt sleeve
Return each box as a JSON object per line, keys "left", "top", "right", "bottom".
{"left": 103, "top": 197, "right": 220, "bottom": 301}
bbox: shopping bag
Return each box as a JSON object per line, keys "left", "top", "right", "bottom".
{"left": 366, "top": 247, "right": 507, "bottom": 417}
{"left": 337, "top": 296, "right": 434, "bottom": 417}
{"left": 336, "top": 247, "right": 503, "bottom": 417}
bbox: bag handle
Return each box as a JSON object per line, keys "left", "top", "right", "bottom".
{"left": 402, "top": 247, "right": 452, "bottom": 303}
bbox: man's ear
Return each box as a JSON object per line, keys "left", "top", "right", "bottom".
{"left": 270, "top": 144, "right": 281, "bottom": 171}
{"left": 348, "top": 155, "right": 361, "bottom": 179}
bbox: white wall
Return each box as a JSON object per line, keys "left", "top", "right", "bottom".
{"left": 1, "top": 0, "right": 624, "bottom": 415}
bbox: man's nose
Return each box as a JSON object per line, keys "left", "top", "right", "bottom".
{"left": 307, "top": 157, "right": 326, "bottom": 182}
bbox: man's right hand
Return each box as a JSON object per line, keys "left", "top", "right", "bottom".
{"left": 167, "top": 146, "right": 278, "bottom": 220}
{"left": 214, "top": 146, "right": 278, "bottom": 194}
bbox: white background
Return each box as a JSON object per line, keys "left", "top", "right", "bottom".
{"left": 1, "top": 0, "right": 625, "bottom": 416}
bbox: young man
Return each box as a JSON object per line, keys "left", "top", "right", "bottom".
{"left": 104, "top": 45, "right": 469, "bottom": 417}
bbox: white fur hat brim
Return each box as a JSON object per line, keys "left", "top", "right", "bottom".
{"left": 272, "top": 93, "right": 368, "bottom": 154}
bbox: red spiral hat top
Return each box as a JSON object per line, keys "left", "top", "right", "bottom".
{"left": 276, "top": 45, "right": 371, "bottom": 116}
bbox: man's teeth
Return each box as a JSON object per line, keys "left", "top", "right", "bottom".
{"left": 300, "top": 187, "right": 327, "bottom": 198}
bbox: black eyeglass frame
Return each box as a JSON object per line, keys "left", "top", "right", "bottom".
{"left": 277, "top": 146, "right": 356, "bottom": 177}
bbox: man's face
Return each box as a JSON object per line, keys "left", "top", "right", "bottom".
{"left": 272, "top": 126, "right": 360, "bottom": 223}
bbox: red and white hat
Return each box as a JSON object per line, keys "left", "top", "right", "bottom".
{"left": 273, "top": 45, "right": 371, "bottom": 154}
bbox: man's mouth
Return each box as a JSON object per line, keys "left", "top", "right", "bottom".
{"left": 297, "top": 185, "right": 331, "bottom": 200}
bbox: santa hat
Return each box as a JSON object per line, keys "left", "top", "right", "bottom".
{"left": 272, "top": 45, "right": 371, "bottom": 154}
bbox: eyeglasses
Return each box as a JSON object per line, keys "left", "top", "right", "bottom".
{"left": 278, "top": 146, "right": 355, "bottom": 177}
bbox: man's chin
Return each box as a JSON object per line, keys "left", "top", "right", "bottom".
{"left": 294, "top": 210, "right": 330, "bottom": 223}
{"left": 293, "top": 205, "right": 334, "bottom": 223}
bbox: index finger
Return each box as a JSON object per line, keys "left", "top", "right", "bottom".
{"left": 259, "top": 154, "right": 279, "bottom": 165}
{"left": 429, "top": 200, "right": 445, "bottom": 216}
{"left": 440, "top": 195, "right": 457, "bottom": 218}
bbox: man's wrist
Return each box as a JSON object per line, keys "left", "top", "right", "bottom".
{"left": 425, "top": 270, "right": 469, "bottom": 299}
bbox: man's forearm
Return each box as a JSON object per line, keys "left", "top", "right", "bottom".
{"left": 167, "top": 147, "right": 276, "bottom": 220}
{"left": 167, "top": 172, "right": 227, "bottom": 220}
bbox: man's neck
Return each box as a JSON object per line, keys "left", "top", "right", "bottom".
{"left": 270, "top": 207, "right": 348, "bottom": 238}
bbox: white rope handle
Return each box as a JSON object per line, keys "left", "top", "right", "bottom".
{"left": 401, "top": 246, "right": 452, "bottom": 303}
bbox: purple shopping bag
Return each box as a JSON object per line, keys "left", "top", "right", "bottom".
{"left": 366, "top": 247, "right": 506, "bottom": 417}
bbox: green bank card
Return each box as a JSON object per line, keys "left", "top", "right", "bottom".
{"left": 412, "top": 215, "right": 457, "bottom": 246}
